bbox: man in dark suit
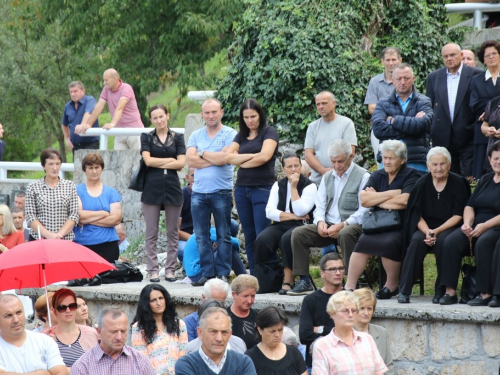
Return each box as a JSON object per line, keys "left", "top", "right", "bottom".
{"left": 426, "top": 43, "right": 482, "bottom": 176}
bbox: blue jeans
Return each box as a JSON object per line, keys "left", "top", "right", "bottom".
{"left": 191, "top": 190, "right": 233, "bottom": 278}
{"left": 234, "top": 185, "right": 272, "bottom": 274}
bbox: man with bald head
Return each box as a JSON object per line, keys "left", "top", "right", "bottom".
{"left": 0, "top": 294, "right": 67, "bottom": 374}
{"left": 462, "top": 49, "right": 477, "bottom": 67}
{"left": 75, "top": 68, "right": 144, "bottom": 150}
{"left": 305, "top": 91, "right": 357, "bottom": 185}
{"left": 426, "top": 43, "right": 482, "bottom": 176}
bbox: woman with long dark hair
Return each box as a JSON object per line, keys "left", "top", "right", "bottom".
{"left": 131, "top": 284, "right": 188, "bottom": 375}
{"left": 226, "top": 99, "right": 279, "bottom": 274}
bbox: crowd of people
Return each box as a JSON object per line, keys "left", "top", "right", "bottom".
{"left": 2, "top": 40, "right": 500, "bottom": 373}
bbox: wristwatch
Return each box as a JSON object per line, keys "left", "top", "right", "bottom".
{"left": 318, "top": 326, "right": 324, "bottom": 334}
{"left": 198, "top": 150, "right": 205, "bottom": 159}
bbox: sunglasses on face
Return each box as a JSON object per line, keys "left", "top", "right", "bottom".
{"left": 56, "top": 302, "right": 78, "bottom": 313}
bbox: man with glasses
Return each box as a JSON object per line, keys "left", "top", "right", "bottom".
{"left": 298, "top": 253, "right": 345, "bottom": 371}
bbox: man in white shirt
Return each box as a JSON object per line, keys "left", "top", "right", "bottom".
{"left": 288, "top": 139, "right": 369, "bottom": 295}
{"left": 0, "top": 294, "right": 67, "bottom": 374}
{"left": 253, "top": 153, "right": 317, "bottom": 294}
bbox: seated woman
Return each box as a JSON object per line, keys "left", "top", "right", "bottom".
{"left": 353, "top": 288, "right": 394, "bottom": 374}
{"left": 131, "top": 284, "right": 188, "bottom": 374}
{"left": 246, "top": 306, "right": 307, "bottom": 375}
{"left": 311, "top": 291, "right": 388, "bottom": 374}
{"left": 0, "top": 204, "right": 24, "bottom": 253}
{"left": 398, "top": 147, "right": 470, "bottom": 304}
{"left": 441, "top": 141, "right": 500, "bottom": 306}
{"left": 74, "top": 153, "right": 122, "bottom": 263}
{"left": 75, "top": 295, "right": 93, "bottom": 327}
{"left": 345, "top": 140, "right": 420, "bottom": 298}
{"left": 253, "top": 152, "right": 316, "bottom": 294}
{"left": 33, "top": 292, "right": 57, "bottom": 332}
{"left": 42, "top": 288, "right": 98, "bottom": 371}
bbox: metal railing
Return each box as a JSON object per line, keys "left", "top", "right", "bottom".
{"left": 445, "top": 3, "right": 500, "bottom": 30}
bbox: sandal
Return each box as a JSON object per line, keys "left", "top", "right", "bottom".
{"left": 279, "top": 282, "right": 294, "bottom": 295}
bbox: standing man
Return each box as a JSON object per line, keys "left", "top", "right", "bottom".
{"left": 462, "top": 49, "right": 477, "bottom": 67}
{"left": 75, "top": 69, "right": 144, "bottom": 150}
{"left": 14, "top": 192, "right": 26, "bottom": 211}
{"left": 304, "top": 91, "right": 357, "bottom": 185}
{"left": 299, "top": 253, "right": 345, "bottom": 371}
{"left": 0, "top": 123, "right": 5, "bottom": 161}
{"left": 365, "top": 47, "right": 403, "bottom": 163}
{"left": 0, "top": 294, "right": 67, "bottom": 374}
{"left": 187, "top": 98, "right": 237, "bottom": 286}
{"left": 372, "top": 63, "right": 433, "bottom": 171}
{"left": 72, "top": 307, "right": 155, "bottom": 375}
{"left": 178, "top": 167, "right": 195, "bottom": 261}
{"left": 426, "top": 43, "right": 482, "bottom": 176}
{"left": 11, "top": 207, "right": 29, "bottom": 242}
{"left": 61, "top": 81, "right": 99, "bottom": 155}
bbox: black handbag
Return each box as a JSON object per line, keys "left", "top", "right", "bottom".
{"left": 362, "top": 208, "right": 401, "bottom": 234}
{"left": 128, "top": 158, "right": 147, "bottom": 191}
{"left": 99, "top": 261, "right": 144, "bottom": 284}
{"left": 255, "top": 260, "right": 284, "bottom": 294}
{"left": 459, "top": 263, "right": 478, "bottom": 304}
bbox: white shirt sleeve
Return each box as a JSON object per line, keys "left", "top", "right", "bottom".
{"left": 346, "top": 172, "right": 371, "bottom": 225}
{"left": 265, "top": 182, "right": 281, "bottom": 222}
{"left": 291, "top": 183, "right": 318, "bottom": 217}
{"left": 313, "top": 175, "right": 327, "bottom": 225}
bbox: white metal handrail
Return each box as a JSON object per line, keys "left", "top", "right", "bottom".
{"left": 79, "top": 127, "right": 185, "bottom": 150}
{"left": 445, "top": 3, "right": 500, "bottom": 30}
{"left": 187, "top": 91, "right": 216, "bottom": 101}
{"left": 0, "top": 162, "right": 74, "bottom": 183}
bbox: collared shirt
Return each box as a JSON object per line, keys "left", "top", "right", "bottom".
{"left": 446, "top": 63, "right": 463, "bottom": 121}
{"left": 313, "top": 163, "right": 370, "bottom": 226}
{"left": 485, "top": 69, "right": 498, "bottom": 86}
{"left": 61, "top": 95, "right": 99, "bottom": 144}
{"left": 71, "top": 344, "right": 155, "bottom": 375}
{"left": 364, "top": 72, "right": 394, "bottom": 105}
{"left": 25, "top": 178, "right": 79, "bottom": 240}
{"left": 396, "top": 93, "right": 413, "bottom": 113}
{"left": 311, "top": 329, "right": 388, "bottom": 375}
{"left": 198, "top": 347, "right": 228, "bottom": 374}
{"left": 100, "top": 80, "right": 144, "bottom": 128}
{"left": 265, "top": 180, "right": 317, "bottom": 222}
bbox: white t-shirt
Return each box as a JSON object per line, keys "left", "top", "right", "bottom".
{"left": 304, "top": 115, "right": 357, "bottom": 185}
{"left": 0, "top": 330, "right": 65, "bottom": 372}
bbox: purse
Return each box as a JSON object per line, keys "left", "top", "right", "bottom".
{"left": 99, "top": 260, "right": 144, "bottom": 284}
{"left": 459, "top": 263, "right": 478, "bottom": 304}
{"left": 128, "top": 133, "right": 151, "bottom": 191}
{"left": 362, "top": 208, "right": 401, "bottom": 234}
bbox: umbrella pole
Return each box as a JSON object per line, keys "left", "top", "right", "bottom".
{"left": 42, "top": 264, "right": 52, "bottom": 327}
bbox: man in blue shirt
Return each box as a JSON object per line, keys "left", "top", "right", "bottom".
{"left": 186, "top": 98, "right": 238, "bottom": 286}
{"left": 0, "top": 123, "right": 5, "bottom": 161}
{"left": 61, "top": 81, "right": 99, "bottom": 155}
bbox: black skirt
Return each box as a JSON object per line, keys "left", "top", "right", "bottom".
{"left": 353, "top": 231, "right": 402, "bottom": 261}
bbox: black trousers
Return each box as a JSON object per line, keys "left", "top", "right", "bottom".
{"left": 254, "top": 221, "right": 302, "bottom": 269}
{"left": 440, "top": 226, "right": 500, "bottom": 291}
{"left": 473, "top": 143, "right": 487, "bottom": 179}
{"left": 492, "top": 241, "right": 500, "bottom": 295}
{"left": 449, "top": 134, "right": 473, "bottom": 177}
{"left": 399, "top": 227, "right": 456, "bottom": 295}
{"left": 85, "top": 241, "right": 120, "bottom": 264}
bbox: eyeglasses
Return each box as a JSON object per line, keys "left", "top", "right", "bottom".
{"left": 338, "top": 308, "right": 359, "bottom": 315}
{"left": 485, "top": 52, "right": 499, "bottom": 59}
{"left": 56, "top": 302, "right": 78, "bottom": 313}
{"left": 323, "top": 267, "right": 346, "bottom": 273}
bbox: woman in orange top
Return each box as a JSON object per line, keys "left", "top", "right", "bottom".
{"left": 0, "top": 204, "right": 24, "bottom": 253}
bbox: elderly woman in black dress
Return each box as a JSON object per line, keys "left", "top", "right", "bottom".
{"left": 141, "top": 104, "right": 185, "bottom": 282}
{"left": 345, "top": 140, "right": 420, "bottom": 299}
{"left": 397, "top": 147, "right": 470, "bottom": 304}
{"left": 440, "top": 141, "right": 500, "bottom": 306}
{"left": 481, "top": 94, "right": 500, "bottom": 173}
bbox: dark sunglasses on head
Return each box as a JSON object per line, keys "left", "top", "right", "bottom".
{"left": 56, "top": 302, "right": 78, "bottom": 313}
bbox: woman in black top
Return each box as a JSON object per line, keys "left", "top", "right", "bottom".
{"left": 398, "top": 147, "right": 470, "bottom": 304}
{"left": 141, "top": 104, "right": 186, "bottom": 282}
{"left": 481, "top": 94, "right": 500, "bottom": 172}
{"left": 246, "top": 306, "right": 306, "bottom": 375}
{"left": 345, "top": 140, "right": 420, "bottom": 299}
{"left": 440, "top": 140, "right": 500, "bottom": 307}
{"left": 226, "top": 99, "right": 279, "bottom": 274}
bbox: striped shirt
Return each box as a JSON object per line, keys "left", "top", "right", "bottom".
{"left": 312, "top": 329, "right": 388, "bottom": 375}
{"left": 71, "top": 344, "right": 155, "bottom": 375}
{"left": 56, "top": 333, "right": 85, "bottom": 367}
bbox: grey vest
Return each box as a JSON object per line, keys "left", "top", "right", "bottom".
{"left": 323, "top": 163, "right": 368, "bottom": 222}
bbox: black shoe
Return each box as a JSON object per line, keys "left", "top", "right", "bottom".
{"left": 150, "top": 277, "right": 160, "bottom": 283}
{"left": 488, "top": 295, "right": 500, "bottom": 308}
{"left": 397, "top": 294, "right": 410, "bottom": 303}
{"left": 278, "top": 283, "right": 294, "bottom": 295}
{"left": 468, "top": 295, "right": 492, "bottom": 306}
{"left": 216, "top": 275, "right": 228, "bottom": 283}
{"left": 439, "top": 294, "right": 458, "bottom": 305}
{"left": 287, "top": 280, "right": 313, "bottom": 296}
{"left": 432, "top": 294, "right": 443, "bottom": 304}
{"left": 165, "top": 277, "right": 177, "bottom": 282}
{"left": 376, "top": 287, "right": 398, "bottom": 300}
{"left": 192, "top": 277, "right": 213, "bottom": 286}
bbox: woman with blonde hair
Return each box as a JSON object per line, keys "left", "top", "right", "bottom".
{"left": 33, "top": 292, "right": 57, "bottom": 332}
{"left": 0, "top": 204, "right": 24, "bottom": 253}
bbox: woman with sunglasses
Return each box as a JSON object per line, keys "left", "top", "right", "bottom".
{"left": 42, "top": 288, "right": 98, "bottom": 371}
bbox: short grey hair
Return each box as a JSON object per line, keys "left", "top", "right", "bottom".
{"left": 198, "top": 307, "right": 232, "bottom": 330}
{"left": 392, "top": 63, "right": 414, "bottom": 78}
{"left": 316, "top": 91, "right": 336, "bottom": 102}
{"left": 98, "top": 306, "right": 126, "bottom": 328}
{"left": 68, "top": 81, "right": 85, "bottom": 90}
{"left": 204, "top": 278, "right": 229, "bottom": 299}
{"left": 427, "top": 146, "right": 451, "bottom": 164}
{"left": 379, "top": 140, "right": 407, "bottom": 160}
{"left": 326, "top": 291, "right": 360, "bottom": 314}
{"left": 282, "top": 326, "right": 299, "bottom": 346}
{"left": 328, "top": 139, "right": 352, "bottom": 158}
